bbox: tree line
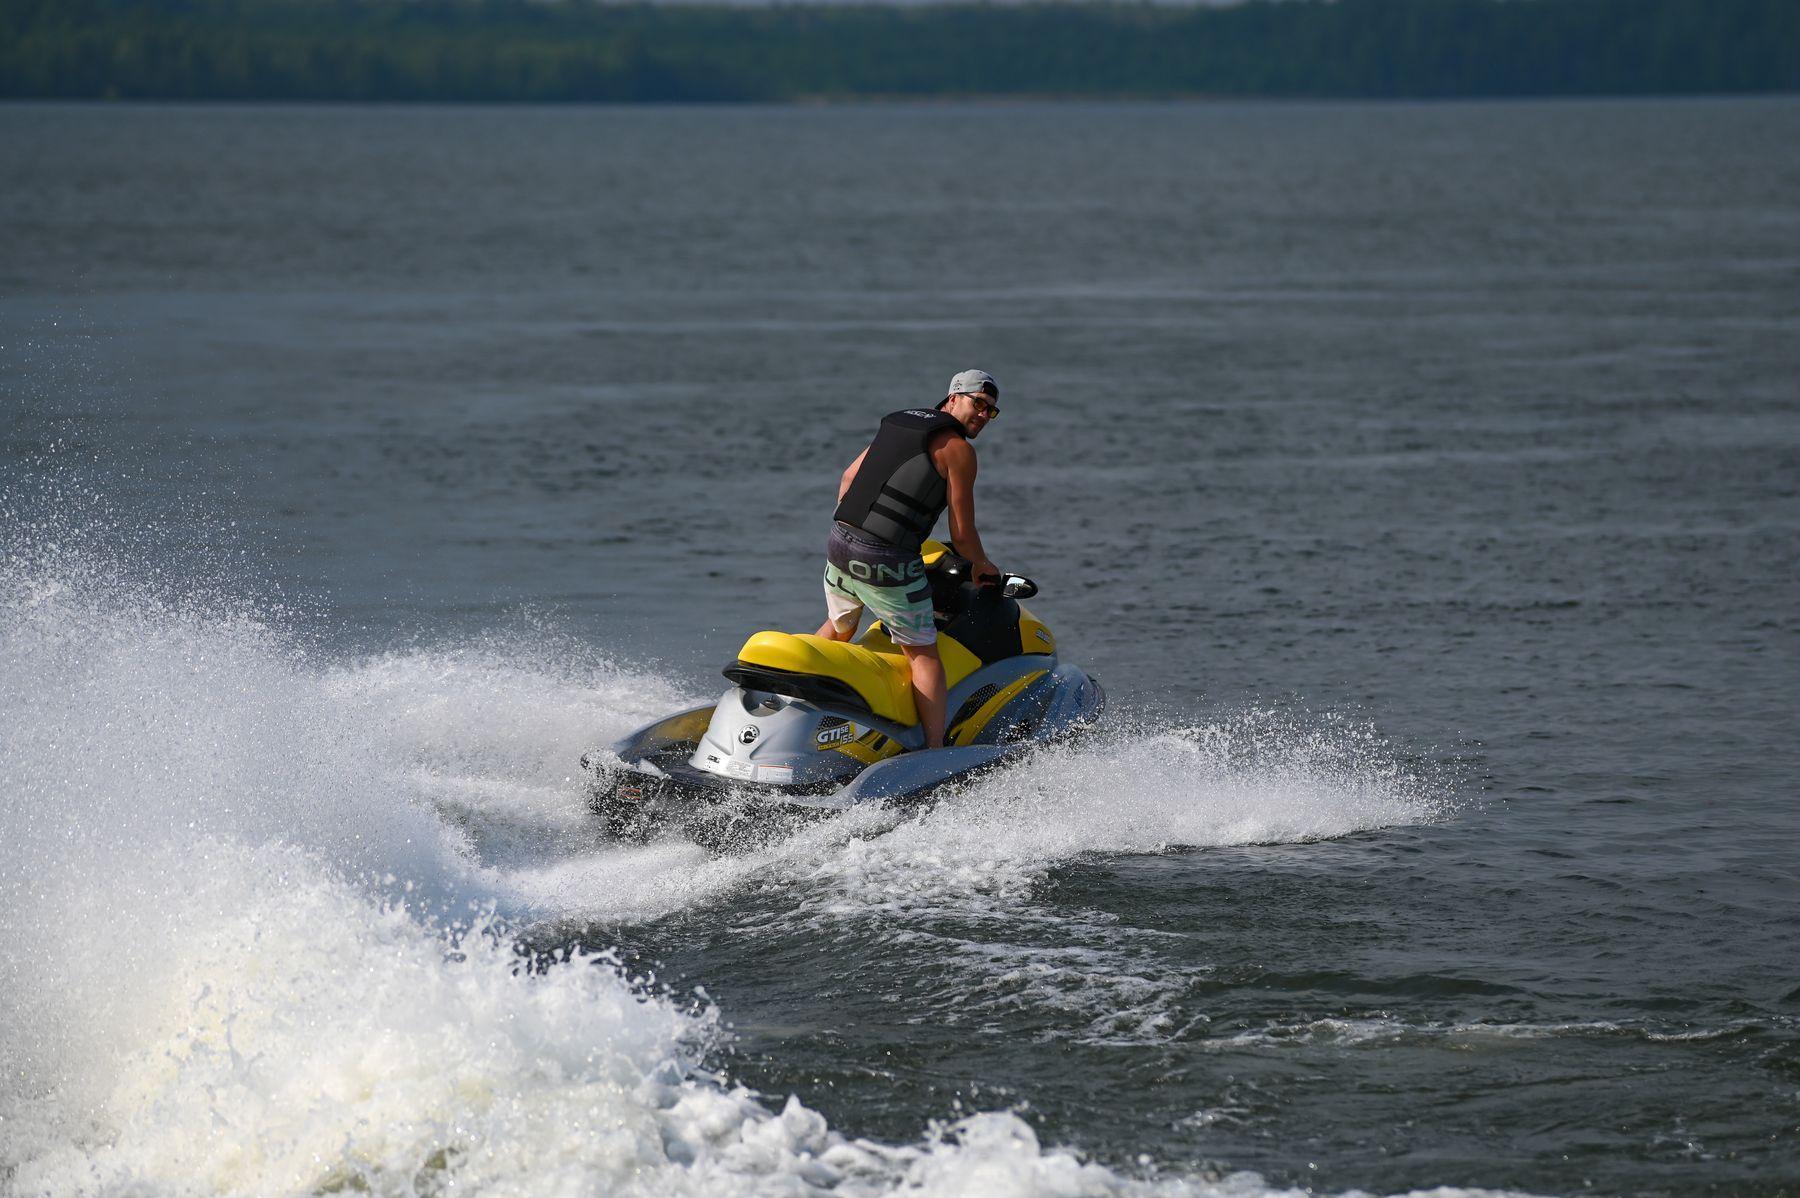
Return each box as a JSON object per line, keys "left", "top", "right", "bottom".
{"left": 3, "top": 0, "right": 1796, "bottom": 102}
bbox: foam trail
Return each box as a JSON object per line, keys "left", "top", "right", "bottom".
{"left": 811, "top": 716, "right": 1448, "bottom": 909}
{"left": 0, "top": 539, "right": 1521, "bottom": 1198}
{"left": 487, "top": 712, "right": 1450, "bottom": 928}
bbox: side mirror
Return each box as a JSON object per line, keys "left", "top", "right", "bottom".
{"left": 1002, "top": 575, "right": 1038, "bottom": 600}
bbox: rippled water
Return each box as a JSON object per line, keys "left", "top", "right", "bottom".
{"left": 3, "top": 99, "right": 1798, "bottom": 1197}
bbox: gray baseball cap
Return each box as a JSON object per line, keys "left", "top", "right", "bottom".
{"left": 947, "top": 369, "right": 999, "bottom": 399}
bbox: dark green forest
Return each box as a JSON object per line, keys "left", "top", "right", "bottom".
{"left": 4, "top": 0, "right": 1797, "bottom": 102}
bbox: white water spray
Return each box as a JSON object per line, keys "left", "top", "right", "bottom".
{"left": 0, "top": 537, "right": 1495, "bottom": 1198}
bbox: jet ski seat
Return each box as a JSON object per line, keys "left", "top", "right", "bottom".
{"left": 727, "top": 629, "right": 982, "bottom": 727}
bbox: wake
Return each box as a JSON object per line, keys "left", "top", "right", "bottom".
{"left": 0, "top": 536, "right": 1468, "bottom": 1198}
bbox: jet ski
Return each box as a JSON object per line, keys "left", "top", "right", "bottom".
{"left": 581, "top": 542, "right": 1104, "bottom": 848}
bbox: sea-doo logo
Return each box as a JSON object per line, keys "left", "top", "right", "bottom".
{"left": 737, "top": 726, "right": 760, "bottom": 745}
{"left": 815, "top": 723, "right": 856, "bottom": 747}
{"left": 1035, "top": 628, "right": 1053, "bottom": 645}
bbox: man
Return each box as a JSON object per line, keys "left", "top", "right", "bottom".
{"left": 818, "top": 369, "right": 1002, "bottom": 750}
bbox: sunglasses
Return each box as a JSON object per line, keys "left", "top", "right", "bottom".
{"left": 963, "top": 393, "right": 1000, "bottom": 419}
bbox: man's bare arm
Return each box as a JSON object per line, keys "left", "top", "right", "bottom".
{"left": 838, "top": 448, "right": 869, "bottom": 502}
{"left": 934, "top": 435, "right": 998, "bottom": 582}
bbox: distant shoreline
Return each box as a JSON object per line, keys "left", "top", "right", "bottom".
{"left": 6, "top": 92, "right": 1798, "bottom": 108}
{"left": 5, "top": 0, "right": 1796, "bottom": 103}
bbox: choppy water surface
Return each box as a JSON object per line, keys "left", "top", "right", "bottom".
{"left": 3, "top": 100, "right": 1797, "bottom": 1197}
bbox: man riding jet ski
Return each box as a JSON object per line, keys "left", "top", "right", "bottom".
{"left": 584, "top": 371, "right": 1101, "bottom": 845}
{"left": 819, "top": 368, "right": 1007, "bottom": 750}
{"left": 583, "top": 544, "right": 1104, "bottom": 845}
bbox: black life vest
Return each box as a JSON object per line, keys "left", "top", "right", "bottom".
{"left": 833, "top": 408, "right": 966, "bottom": 553}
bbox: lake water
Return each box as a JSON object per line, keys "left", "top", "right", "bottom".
{"left": 2, "top": 98, "right": 1798, "bottom": 1197}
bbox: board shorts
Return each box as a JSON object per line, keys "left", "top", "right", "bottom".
{"left": 822, "top": 522, "right": 937, "bottom": 646}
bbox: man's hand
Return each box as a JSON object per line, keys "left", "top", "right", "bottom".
{"left": 972, "top": 558, "right": 1001, "bottom": 587}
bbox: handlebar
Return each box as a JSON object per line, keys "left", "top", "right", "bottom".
{"left": 932, "top": 550, "right": 1037, "bottom": 600}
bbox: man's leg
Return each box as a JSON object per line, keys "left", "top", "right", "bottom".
{"left": 900, "top": 642, "right": 947, "bottom": 749}
{"left": 820, "top": 566, "right": 861, "bottom": 641}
